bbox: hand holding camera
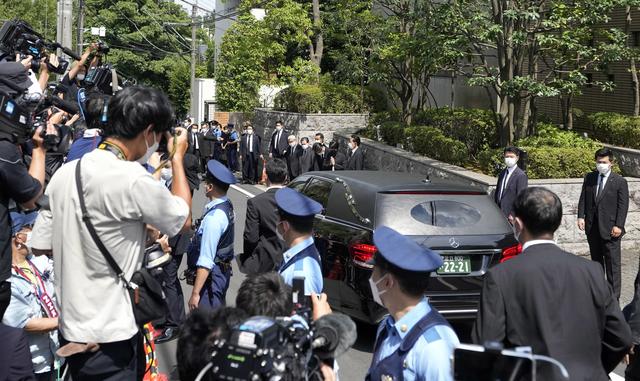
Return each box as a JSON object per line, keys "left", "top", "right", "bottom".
{"left": 168, "top": 127, "right": 188, "bottom": 159}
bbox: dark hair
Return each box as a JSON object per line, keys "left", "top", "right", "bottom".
{"left": 204, "top": 173, "right": 230, "bottom": 193}
{"left": 275, "top": 120, "right": 284, "bottom": 126}
{"left": 595, "top": 147, "right": 613, "bottom": 161}
{"left": 84, "top": 92, "right": 111, "bottom": 130}
{"left": 266, "top": 158, "right": 287, "bottom": 184}
{"left": 513, "top": 187, "right": 562, "bottom": 236}
{"left": 373, "top": 252, "right": 430, "bottom": 297}
{"left": 236, "top": 272, "right": 293, "bottom": 317}
{"left": 312, "top": 142, "right": 323, "bottom": 154}
{"left": 504, "top": 146, "right": 520, "bottom": 156}
{"left": 350, "top": 135, "right": 361, "bottom": 146}
{"left": 301, "top": 137, "right": 310, "bottom": 144}
{"left": 329, "top": 141, "right": 339, "bottom": 150}
{"left": 278, "top": 210, "right": 314, "bottom": 234}
{"left": 177, "top": 308, "right": 248, "bottom": 381}
{"left": 315, "top": 133, "right": 324, "bottom": 141}
{"left": 104, "top": 86, "right": 174, "bottom": 139}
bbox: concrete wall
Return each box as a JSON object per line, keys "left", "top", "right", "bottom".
{"left": 605, "top": 144, "right": 640, "bottom": 178}
{"left": 334, "top": 132, "right": 640, "bottom": 253}
{"left": 252, "top": 108, "right": 368, "bottom": 151}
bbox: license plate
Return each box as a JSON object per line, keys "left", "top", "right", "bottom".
{"left": 437, "top": 255, "right": 471, "bottom": 274}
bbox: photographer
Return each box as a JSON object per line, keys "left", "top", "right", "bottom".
{"left": 65, "top": 92, "right": 108, "bottom": 162}
{"left": 60, "top": 43, "right": 99, "bottom": 101}
{"left": 0, "top": 61, "right": 47, "bottom": 321}
{"left": 29, "top": 85, "right": 192, "bottom": 379}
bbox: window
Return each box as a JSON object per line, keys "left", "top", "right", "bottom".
{"left": 586, "top": 73, "right": 593, "bottom": 88}
{"left": 410, "top": 200, "right": 482, "bottom": 228}
{"left": 633, "top": 31, "right": 640, "bottom": 47}
{"left": 608, "top": 74, "right": 615, "bottom": 83}
{"left": 302, "top": 178, "right": 333, "bottom": 209}
{"left": 288, "top": 179, "right": 308, "bottom": 192}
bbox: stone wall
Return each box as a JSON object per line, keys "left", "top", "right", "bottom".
{"left": 334, "top": 133, "right": 640, "bottom": 253}
{"left": 252, "top": 108, "right": 368, "bottom": 151}
{"left": 605, "top": 144, "right": 640, "bottom": 178}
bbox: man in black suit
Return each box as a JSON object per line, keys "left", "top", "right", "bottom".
{"left": 240, "top": 123, "right": 262, "bottom": 184}
{"left": 197, "top": 122, "right": 213, "bottom": 172}
{"left": 239, "top": 159, "right": 287, "bottom": 275}
{"left": 494, "top": 146, "right": 528, "bottom": 223}
{"left": 187, "top": 124, "right": 202, "bottom": 170}
{"left": 268, "top": 120, "right": 288, "bottom": 159}
{"left": 299, "top": 137, "right": 315, "bottom": 174}
{"left": 346, "top": 135, "right": 364, "bottom": 170}
{"left": 285, "top": 135, "right": 303, "bottom": 180}
{"left": 312, "top": 143, "right": 332, "bottom": 171}
{"left": 473, "top": 187, "right": 632, "bottom": 380}
{"left": 578, "top": 148, "right": 629, "bottom": 300}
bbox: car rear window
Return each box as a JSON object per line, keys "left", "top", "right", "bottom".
{"left": 302, "top": 178, "right": 332, "bottom": 208}
{"left": 375, "top": 193, "right": 511, "bottom": 235}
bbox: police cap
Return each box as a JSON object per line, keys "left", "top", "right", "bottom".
{"left": 206, "top": 160, "right": 237, "bottom": 185}
{"left": 275, "top": 187, "right": 322, "bottom": 218}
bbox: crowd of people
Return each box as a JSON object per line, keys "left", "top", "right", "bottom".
{"left": 184, "top": 119, "right": 365, "bottom": 185}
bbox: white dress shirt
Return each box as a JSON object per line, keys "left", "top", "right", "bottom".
{"left": 522, "top": 239, "right": 557, "bottom": 251}
{"left": 596, "top": 169, "right": 611, "bottom": 197}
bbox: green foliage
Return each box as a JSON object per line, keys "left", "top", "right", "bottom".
{"left": 274, "top": 83, "right": 368, "bottom": 113}
{"left": 404, "top": 126, "right": 468, "bottom": 167}
{"left": 414, "top": 108, "right": 498, "bottom": 158}
{"left": 378, "top": 121, "right": 405, "bottom": 147}
{"left": 478, "top": 124, "right": 612, "bottom": 179}
{"left": 0, "top": 0, "right": 58, "bottom": 41}
{"left": 589, "top": 112, "right": 640, "bottom": 149}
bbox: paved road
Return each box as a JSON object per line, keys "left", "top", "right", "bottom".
{"left": 154, "top": 181, "right": 633, "bottom": 380}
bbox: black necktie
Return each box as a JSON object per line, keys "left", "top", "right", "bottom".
{"left": 597, "top": 174, "right": 605, "bottom": 197}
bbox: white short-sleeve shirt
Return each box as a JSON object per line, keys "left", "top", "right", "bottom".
{"left": 31, "top": 149, "right": 189, "bottom": 343}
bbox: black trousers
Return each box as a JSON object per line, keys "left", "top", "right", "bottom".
{"left": 587, "top": 229, "right": 622, "bottom": 300}
{"left": 0, "top": 280, "right": 11, "bottom": 320}
{"left": 63, "top": 333, "right": 144, "bottom": 381}
{"left": 242, "top": 153, "right": 259, "bottom": 182}
{"left": 227, "top": 148, "right": 238, "bottom": 171}
{"left": 160, "top": 253, "right": 185, "bottom": 329}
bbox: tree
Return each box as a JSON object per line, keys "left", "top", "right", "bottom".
{"left": 624, "top": 2, "right": 640, "bottom": 116}
{"left": 452, "top": 0, "right": 628, "bottom": 143}
{"left": 0, "top": 0, "right": 58, "bottom": 41}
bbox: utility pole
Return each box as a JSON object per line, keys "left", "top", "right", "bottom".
{"left": 77, "top": 0, "right": 85, "bottom": 55}
{"left": 56, "top": 0, "right": 73, "bottom": 59}
{"left": 190, "top": 1, "right": 197, "bottom": 119}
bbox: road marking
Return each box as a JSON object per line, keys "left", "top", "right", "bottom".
{"left": 230, "top": 184, "right": 258, "bottom": 198}
{"left": 610, "top": 372, "right": 625, "bottom": 381}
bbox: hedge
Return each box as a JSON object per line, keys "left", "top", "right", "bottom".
{"left": 588, "top": 112, "right": 640, "bottom": 149}
{"left": 404, "top": 126, "right": 468, "bottom": 167}
{"left": 274, "top": 84, "right": 368, "bottom": 113}
{"left": 379, "top": 121, "right": 405, "bottom": 147}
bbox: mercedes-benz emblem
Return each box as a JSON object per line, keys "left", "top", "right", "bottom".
{"left": 448, "top": 237, "right": 460, "bottom": 249}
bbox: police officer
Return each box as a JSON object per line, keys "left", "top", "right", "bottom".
{"left": 188, "top": 160, "right": 236, "bottom": 311}
{"left": 366, "top": 226, "right": 459, "bottom": 381}
{"left": 275, "top": 188, "right": 323, "bottom": 295}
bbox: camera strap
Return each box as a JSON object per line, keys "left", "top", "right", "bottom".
{"left": 74, "top": 158, "right": 131, "bottom": 289}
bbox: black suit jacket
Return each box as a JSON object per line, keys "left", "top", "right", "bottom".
{"left": 313, "top": 152, "right": 332, "bottom": 171}
{"left": 578, "top": 171, "right": 629, "bottom": 240}
{"left": 183, "top": 152, "right": 200, "bottom": 191}
{"left": 494, "top": 166, "right": 528, "bottom": 218}
{"left": 300, "top": 147, "right": 315, "bottom": 173}
{"left": 197, "top": 131, "right": 213, "bottom": 158}
{"left": 333, "top": 151, "right": 347, "bottom": 170}
{"left": 0, "top": 324, "right": 35, "bottom": 381}
{"left": 269, "top": 129, "right": 289, "bottom": 157}
{"left": 346, "top": 148, "right": 364, "bottom": 170}
{"left": 285, "top": 144, "right": 303, "bottom": 179}
{"left": 240, "top": 188, "right": 285, "bottom": 275}
{"left": 473, "top": 243, "right": 632, "bottom": 380}
{"left": 240, "top": 134, "right": 261, "bottom": 158}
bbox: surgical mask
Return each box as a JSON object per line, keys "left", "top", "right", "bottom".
{"left": 137, "top": 131, "right": 159, "bottom": 164}
{"left": 77, "top": 73, "right": 85, "bottom": 81}
{"left": 348, "top": 142, "right": 354, "bottom": 150}
{"left": 369, "top": 274, "right": 388, "bottom": 306}
{"left": 289, "top": 143, "right": 296, "bottom": 148}
{"left": 276, "top": 126, "right": 282, "bottom": 131}
{"left": 25, "top": 232, "right": 32, "bottom": 248}
{"left": 247, "top": 129, "right": 254, "bottom": 135}
{"left": 504, "top": 157, "right": 518, "bottom": 168}
{"left": 596, "top": 163, "right": 610, "bottom": 175}
{"left": 302, "top": 144, "right": 309, "bottom": 149}
{"left": 161, "top": 168, "right": 172, "bottom": 181}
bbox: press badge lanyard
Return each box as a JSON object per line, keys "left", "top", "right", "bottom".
{"left": 98, "top": 141, "right": 127, "bottom": 161}
{"left": 13, "top": 261, "right": 59, "bottom": 318}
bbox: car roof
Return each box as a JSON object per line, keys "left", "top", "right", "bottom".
{"left": 302, "top": 171, "right": 486, "bottom": 225}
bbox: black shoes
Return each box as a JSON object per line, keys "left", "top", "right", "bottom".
{"left": 155, "top": 327, "right": 180, "bottom": 344}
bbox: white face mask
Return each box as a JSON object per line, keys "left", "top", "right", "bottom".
{"left": 276, "top": 126, "right": 282, "bottom": 131}
{"left": 369, "top": 274, "right": 388, "bottom": 306}
{"left": 504, "top": 157, "right": 518, "bottom": 168}
{"left": 247, "top": 130, "right": 254, "bottom": 135}
{"left": 302, "top": 144, "right": 309, "bottom": 149}
{"left": 77, "top": 73, "right": 85, "bottom": 81}
{"left": 161, "top": 168, "right": 172, "bottom": 181}
{"left": 137, "top": 130, "right": 159, "bottom": 164}
{"left": 348, "top": 142, "right": 354, "bottom": 150}
{"left": 596, "top": 162, "right": 610, "bottom": 175}
{"left": 289, "top": 142, "right": 296, "bottom": 148}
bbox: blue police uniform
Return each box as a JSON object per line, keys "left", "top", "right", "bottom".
{"left": 275, "top": 188, "right": 323, "bottom": 295}
{"left": 226, "top": 128, "right": 239, "bottom": 171}
{"left": 366, "top": 226, "right": 459, "bottom": 381}
{"left": 189, "top": 160, "right": 236, "bottom": 309}
{"left": 212, "top": 128, "right": 223, "bottom": 161}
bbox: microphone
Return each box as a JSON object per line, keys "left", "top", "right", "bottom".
{"left": 311, "top": 313, "right": 357, "bottom": 360}
{"left": 48, "top": 95, "right": 79, "bottom": 115}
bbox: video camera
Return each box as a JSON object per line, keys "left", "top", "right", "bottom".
{"left": 0, "top": 19, "right": 80, "bottom": 74}
{"left": 195, "top": 277, "right": 357, "bottom": 381}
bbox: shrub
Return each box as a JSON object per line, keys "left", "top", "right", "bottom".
{"left": 588, "top": 112, "right": 640, "bottom": 149}
{"left": 404, "top": 126, "right": 467, "bottom": 166}
{"left": 379, "top": 121, "right": 405, "bottom": 147}
{"left": 414, "top": 108, "right": 498, "bottom": 158}
{"left": 518, "top": 123, "right": 601, "bottom": 150}
{"left": 274, "top": 84, "right": 368, "bottom": 113}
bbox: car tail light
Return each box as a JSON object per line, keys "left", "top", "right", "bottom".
{"left": 500, "top": 243, "right": 523, "bottom": 263}
{"left": 349, "top": 243, "right": 376, "bottom": 269}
